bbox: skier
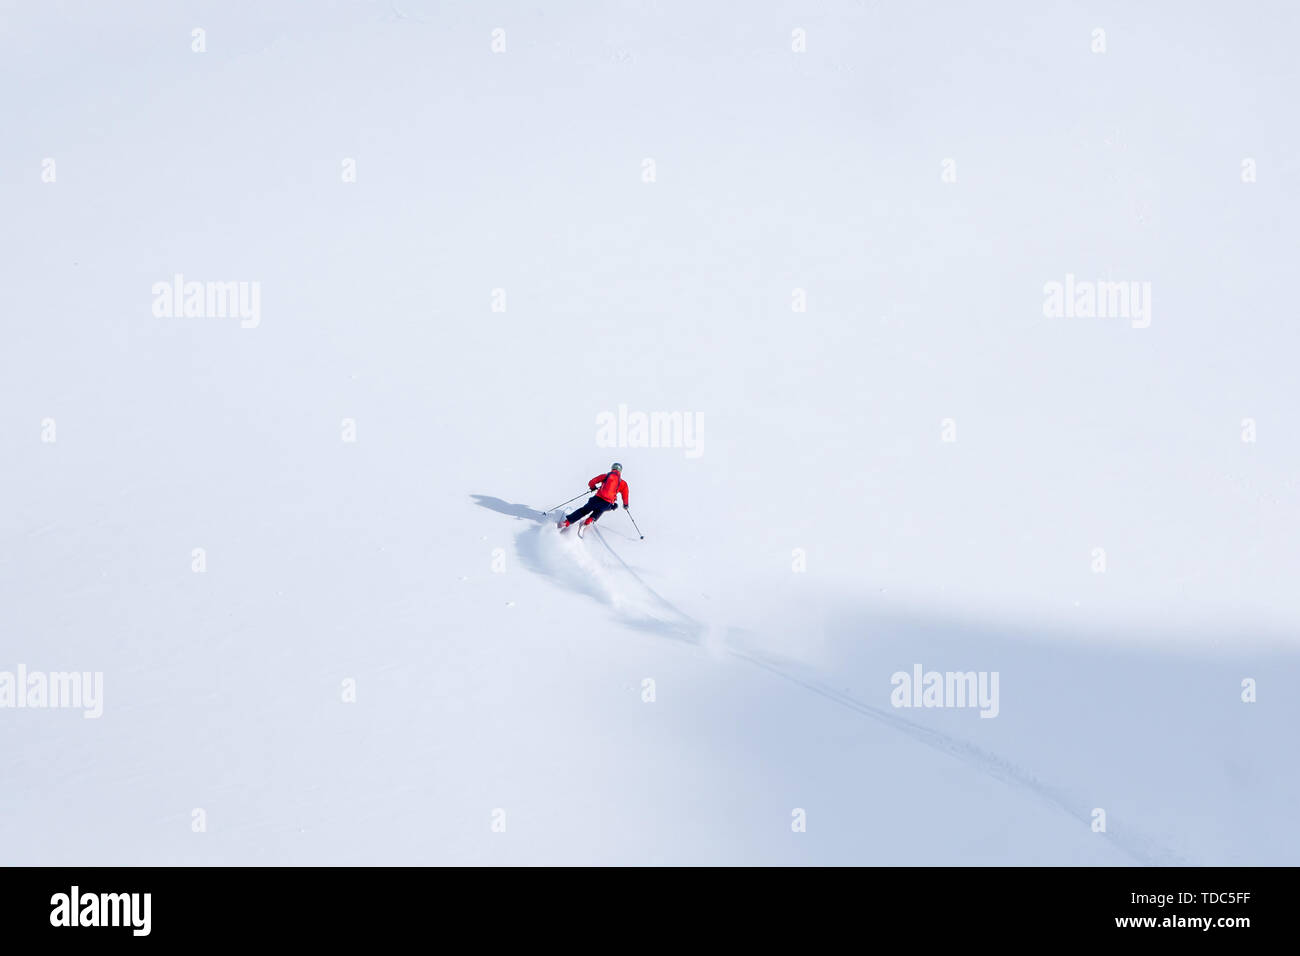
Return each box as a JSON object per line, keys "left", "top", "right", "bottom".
{"left": 558, "top": 463, "right": 629, "bottom": 532}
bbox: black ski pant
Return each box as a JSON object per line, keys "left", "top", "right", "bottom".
{"left": 567, "top": 496, "right": 616, "bottom": 525}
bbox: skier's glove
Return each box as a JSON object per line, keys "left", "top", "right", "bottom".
{"left": 611, "top": 503, "right": 619, "bottom": 510}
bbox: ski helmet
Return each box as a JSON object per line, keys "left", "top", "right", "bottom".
{"left": 610, "top": 462, "right": 623, "bottom": 473}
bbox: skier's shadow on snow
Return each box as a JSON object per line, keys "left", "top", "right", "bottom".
{"left": 470, "top": 494, "right": 546, "bottom": 522}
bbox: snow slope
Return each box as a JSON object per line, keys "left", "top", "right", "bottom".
{"left": 2, "top": 0, "right": 1297, "bottom": 865}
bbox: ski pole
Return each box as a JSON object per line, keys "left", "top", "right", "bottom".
{"left": 625, "top": 509, "right": 644, "bottom": 539}
{"left": 543, "top": 490, "right": 590, "bottom": 514}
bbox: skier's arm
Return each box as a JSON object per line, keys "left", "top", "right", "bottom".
{"left": 589, "top": 474, "right": 605, "bottom": 491}
{"left": 620, "top": 482, "right": 629, "bottom": 507}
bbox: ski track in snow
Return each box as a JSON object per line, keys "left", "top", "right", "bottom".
{"left": 513, "top": 519, "right": 695, "bottom": 639}
{"left": 508, "top": 507, "right": 1186, "bottom": 866}
{"left": 723, "top": 647, "right": 1187, "bottom": 866}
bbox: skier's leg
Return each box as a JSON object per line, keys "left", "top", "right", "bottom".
{"left": 586, "top": 499, "right": 614, "bottom": 525}
{"left": 566, "top": 500, "right": 596, "bottom": 524}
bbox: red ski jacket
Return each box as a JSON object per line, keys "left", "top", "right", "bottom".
{"left": 590, "top": 472, "right": 629, "bottom": 506}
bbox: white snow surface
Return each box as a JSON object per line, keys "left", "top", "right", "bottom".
{"left": 2, "top": 1, "right": 1297, "bottom": 864}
